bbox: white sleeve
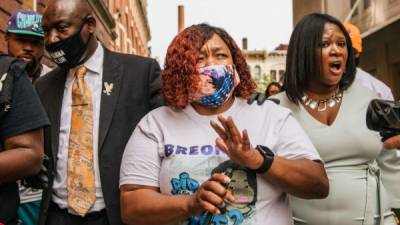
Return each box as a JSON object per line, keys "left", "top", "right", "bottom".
{"left": 119, "top": 114, "right": 162, "bottom": 188}
{"left": 274, "top": 113, "right": 321, "bottom": 161}
{"left": 382, "top": 88, "right": 394, "bottom": 101}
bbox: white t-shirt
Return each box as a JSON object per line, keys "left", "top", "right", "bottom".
{"left": 120, "top": 98, "right": 321, "bottom": 225}
{"left": 355, "top": 67, "right": 394, "bottom": 100}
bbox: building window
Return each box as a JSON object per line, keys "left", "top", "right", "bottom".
{"left": 270, "top": 70, "right": 277, "bottom": 81}
{"left": 278, "top": 70, "right": 285, "bottom": 81}
{"left": 254, "top": 65, "right": 261, "bottom": 79}
{"left": 364, "top": 0, "right": 371, "bottom": 9}
{"left": 350, "top": 0, "right": 359, "bottom": 17}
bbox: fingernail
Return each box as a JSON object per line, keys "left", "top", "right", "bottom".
{"left": 216, "top": 209, "right": 221, "bottom": 214}
{"left": 224, "top": 176, "right": 231, "bottom": 183}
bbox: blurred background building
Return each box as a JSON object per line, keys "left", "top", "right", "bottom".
{"left": 267, "top": 44, "right": 288, "bottom": 83}
{"left": 242, "top": 37, "right": 287, "bottom": 92}
{"left": 108, "top": 0, "right": 151, "bottom": 56}
{"left": 0, "top": 0, "right": 151, "bottom": 57}
{"left": 293, "top": 0, "right": 400, "bottom": 99}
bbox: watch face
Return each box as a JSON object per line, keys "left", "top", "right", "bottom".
{"left": 256, "top": 145, "right": 274, "bottom": 156}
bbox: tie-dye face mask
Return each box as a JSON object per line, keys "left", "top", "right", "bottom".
{"left": 191, "top": 64, "right": 240, "bottom": 108}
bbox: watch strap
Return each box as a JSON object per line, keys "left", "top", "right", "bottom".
{"left": 251, "top": 145, "right": 274, "bottom": 174}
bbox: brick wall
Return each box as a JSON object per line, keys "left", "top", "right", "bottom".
{"left": 110, "top": 0, "right": 150, "bottom": 56}
{"left": 0, "top": 0, "right": 23, "bottom": 54}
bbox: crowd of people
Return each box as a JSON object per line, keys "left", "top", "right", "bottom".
{"left": 1, "top": 1, "right": 400, "bottom": 225}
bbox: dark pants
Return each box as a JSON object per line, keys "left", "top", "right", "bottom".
{"left": 46, "top": 202, "right": 109, "bottom": 225}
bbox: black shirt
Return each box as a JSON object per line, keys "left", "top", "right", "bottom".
{"left": 0, "top": 70, "right": 49, "bottom": 225}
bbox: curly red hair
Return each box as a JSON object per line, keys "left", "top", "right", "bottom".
{"left": 162, "top": 23, "right": 256, "bottom": 109}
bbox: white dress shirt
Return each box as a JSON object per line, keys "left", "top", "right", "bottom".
{"left": 52, "top": 43, "right": 105, "bottom": 213}
{"left": 40, "top": 63, "right": 52, "bottom": 76}
{"left": 355, "top": 67, "right": 394, "bottom": 101}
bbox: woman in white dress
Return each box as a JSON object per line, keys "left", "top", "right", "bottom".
{"left": 274, "top": 13, "right": 400, "bottom": 225}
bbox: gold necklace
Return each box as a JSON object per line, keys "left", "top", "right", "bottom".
{"left": 302, "top": 90, "right": 343, "bottom": 112}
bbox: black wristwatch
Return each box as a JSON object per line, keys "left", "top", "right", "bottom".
{"left": 249, "top": 145, "right": 275, "bottom": 174}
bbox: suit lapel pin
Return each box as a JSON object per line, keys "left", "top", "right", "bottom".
{"left": 103, "top": 82, "right": 113, "bottom": 96}
{"left": 4, "top": 104, "right": 11, "bottom": 112}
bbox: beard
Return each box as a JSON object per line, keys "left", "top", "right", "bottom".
{"left": 8, "top": 43, "right": 40, "bottom": 77}
{"left": 21, "top": 56, "right": 40, "bottom": 77}
{"left": 25, "top": 59, "right": 36, "bottom": 70}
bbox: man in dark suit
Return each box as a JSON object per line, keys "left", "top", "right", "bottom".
{"left": 34, "top": 0, "right": 162, "bottom": 224}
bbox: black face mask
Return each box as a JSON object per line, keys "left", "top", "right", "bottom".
{"left": 45, "top": 21, "right": 91, "bottom": 69}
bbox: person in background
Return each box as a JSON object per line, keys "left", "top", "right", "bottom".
{"left": 0, "top": 55, "right": 49, "bottom": 225}
{"left": 274, "top": 13, "right": 400, "bottom": 225}
{"left": 265, "top": 81, "right": 282, "bottom": 98}
{"left": 6, "top": 10, "right": 51, "bottom": 83}
{"left": 5, "top": 10, "right": 52, "bottom": 225}
{"left": 343, "top": 22, "right": 394, "bottom": 101}
{"left": 35, "top": 0, "right": 162, "bottom": 224}
{"left": 343, "top": 25, "right": 399, "bottom": 164}
{"left": 247, "top": 82, "right": 282, "bottom": 105}
{"left": 119, "top": 23, "right": 328, "bottom": 225}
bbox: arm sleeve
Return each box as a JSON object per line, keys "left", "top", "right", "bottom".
{"left": 274, "top": 113, "right": 321, "bottom": 161}
{"left": 0, "top": 71, "right": 49, "bottom": 140}
{"left": 120, "top": 114, "right": 162, "bottom": 188}
{"left": 383, "top": 89, "right": 394, "bottom": 101}
{"left": 377, "top": 148, "right": 400, "bottom": 208}
{"left": 148, "top": 59, "right": 163, "bottom": 109}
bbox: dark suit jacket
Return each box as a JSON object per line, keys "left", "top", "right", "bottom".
{"left": 34, "top": 48, "right": 162, "bottom": 225}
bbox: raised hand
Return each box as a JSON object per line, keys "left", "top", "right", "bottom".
{"left": 210, "top": 115, "right": 263, "bottom": 170}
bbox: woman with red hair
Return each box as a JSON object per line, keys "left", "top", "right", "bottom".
{"left": 119, "top": 24, "right": 328, "bottom": 225}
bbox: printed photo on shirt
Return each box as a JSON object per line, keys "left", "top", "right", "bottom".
{"left": 169, "top": 160, "right": 257, "bottom": 225}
